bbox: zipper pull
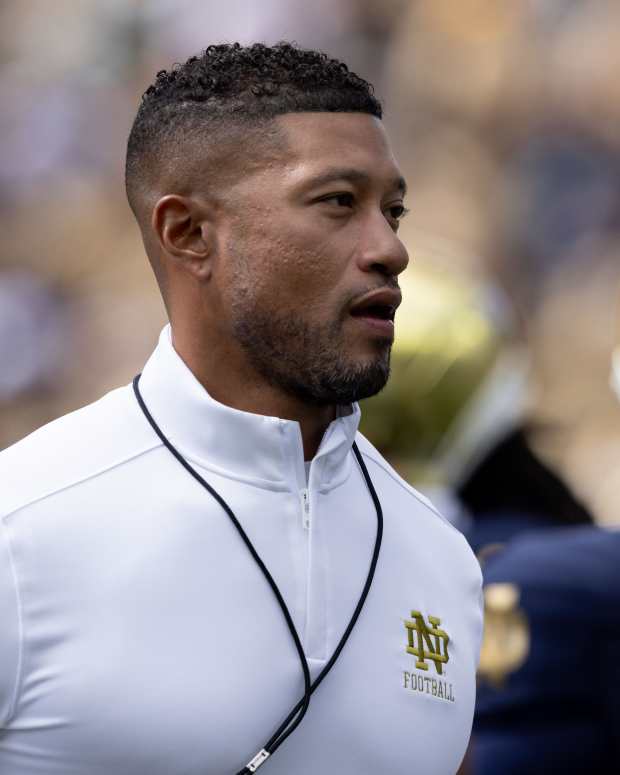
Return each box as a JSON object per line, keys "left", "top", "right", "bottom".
{"left": 300, "top": 488, "right": 311, "bottom": 529}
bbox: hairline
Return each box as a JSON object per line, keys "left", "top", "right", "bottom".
{"left": 126, "top": 109, "right": 385, "bottom": 217}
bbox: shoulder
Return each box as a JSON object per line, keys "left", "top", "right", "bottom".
{"left": 356, "top": 432, "right": 450, "bottom": 524}
{"left": 355, "top": 432, "right": 478, "bottom": 556}
{"left": 354, "top": 434, "right": 483, "bottom": 647}
{"left": 484, "top": 525, "right": 620, "bottom": 602}
{"left": 0, "top": 383, "right": 160, "bottom": 522}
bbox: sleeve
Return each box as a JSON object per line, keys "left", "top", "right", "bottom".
{"left": 0, "top": 519, "right": 21, "bottom": 727}
{"left": 459, "top": 532, "right": 485, "bottom": 669}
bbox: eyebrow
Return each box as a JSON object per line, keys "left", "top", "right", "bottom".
{"left": 303, "top": 167, "right": 408, "bottom": 197}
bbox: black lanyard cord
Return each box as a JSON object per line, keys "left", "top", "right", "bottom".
{"left": 261, "top": 443, "right": 383, "bottom": 757}
{"left": 132, "top": 375, "right": 383, "bottom": 774}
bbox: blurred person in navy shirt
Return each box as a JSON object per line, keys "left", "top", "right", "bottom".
{"left": 472, "top": 523, "right": 620, "bottom": 773}
{"left": 466, "top": 340, "right": 620, "bottom": 773}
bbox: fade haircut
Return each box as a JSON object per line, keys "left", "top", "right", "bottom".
{"left": 125, "top": 42, "right": 382, "bottom": 221}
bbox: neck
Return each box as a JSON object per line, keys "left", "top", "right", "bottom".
{"left": 171, "top": 327, "right": 337, "bottom": 460}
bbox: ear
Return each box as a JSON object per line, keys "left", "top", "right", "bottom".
{"left": 151, "top": 194, "right": 214, "bottom": 280}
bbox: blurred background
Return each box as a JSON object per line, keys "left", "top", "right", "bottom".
{"left": 2, "top": 2, "right": 620, "bottom": 771}
{"left": 2, "top": 0, "right": 620, "bottom": 523}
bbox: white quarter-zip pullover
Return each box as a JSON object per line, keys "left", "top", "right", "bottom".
{"left": 0, "top": 326, "right": 482, "bottom": 774}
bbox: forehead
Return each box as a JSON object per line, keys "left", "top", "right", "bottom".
{"left": 272, "top": 112, "right": 404, "bottom": 189}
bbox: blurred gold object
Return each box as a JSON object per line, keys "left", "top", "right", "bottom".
{"left": 478, "top": 582, "right": 530, "bottom": 687}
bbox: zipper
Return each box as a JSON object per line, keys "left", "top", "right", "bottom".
{"left": 300, "top": 488, "right": 311, "bottom": 530}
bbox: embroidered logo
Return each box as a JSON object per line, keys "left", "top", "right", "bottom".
{"left": 404, "top": 611, "right": 450, "bottom": 675}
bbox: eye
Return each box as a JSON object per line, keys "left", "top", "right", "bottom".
{"left": 321, "top": 192, "right": 355, "bottom": 208}
{"left": 385, "top": 203, "right": 409, "bottom": 231}
{"left": 387, "top": 204, "right": 409, "bottom": 220}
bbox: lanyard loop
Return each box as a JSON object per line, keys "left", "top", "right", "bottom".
{"left": 133, "top": 375, "right": 383, "bottom": 773}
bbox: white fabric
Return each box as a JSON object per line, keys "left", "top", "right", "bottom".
{"left": 0, "top": 325, "right": 483, "bottom": 775}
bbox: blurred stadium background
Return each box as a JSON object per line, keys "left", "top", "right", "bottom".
{"left": 2, "top": 0, "right": 620, "bottom": 528}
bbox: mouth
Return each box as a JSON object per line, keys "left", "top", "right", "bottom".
{"left": 348, "top": 288, "right": 401, "bottom": 338}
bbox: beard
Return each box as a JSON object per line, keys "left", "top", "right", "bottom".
{"left": 230, "top": 299, "right": 392, "bottom": 407}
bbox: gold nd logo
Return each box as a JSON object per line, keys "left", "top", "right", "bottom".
{"left": 404, "top": 611, "right": 450, "bottom": 675}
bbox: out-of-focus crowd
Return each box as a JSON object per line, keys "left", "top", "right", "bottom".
{"left": 2, "top": 1, "right": 620, "bottom": 771}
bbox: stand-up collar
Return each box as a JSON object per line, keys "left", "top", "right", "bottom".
{"left": 137, "top": 326, "right": 361, "bottom": 491}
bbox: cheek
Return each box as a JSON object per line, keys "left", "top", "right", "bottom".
{"left": 225, "top": 215, "right": 358, "bottom": 309}
{"left": 275, "top": 226, "right": 356, "bottom": 287}
{"left": 274, "top": 248, "right": 344, "bottom": 319}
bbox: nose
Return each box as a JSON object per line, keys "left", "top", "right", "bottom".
{"left": 356, "top": 212, "right": 409, "bottom": 278}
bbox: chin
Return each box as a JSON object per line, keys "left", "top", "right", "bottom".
{"left": 319, "top": 355, "right": 391, "bottom": 405}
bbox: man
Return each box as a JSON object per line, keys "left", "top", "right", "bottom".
{"left": 0, "top": 43, "right": 482, "bottom": 774}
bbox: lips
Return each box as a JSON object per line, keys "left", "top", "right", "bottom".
{"left": 349, "top": 287, "right": 402, "bottom": 323}
{"left": 348, "top": 287, "right": 401, "bottom": 339}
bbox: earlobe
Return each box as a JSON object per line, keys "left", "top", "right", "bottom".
{"left": 152, "top": 194, "right": 212, "bottom": 278}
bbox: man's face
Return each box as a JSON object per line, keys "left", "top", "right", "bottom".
{"left": 212, "top": 112, "right": 410, "bottom": 406}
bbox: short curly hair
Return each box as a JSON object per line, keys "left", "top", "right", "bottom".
{"left": 125, "top": 42, "right": 382, "bottom": 217}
